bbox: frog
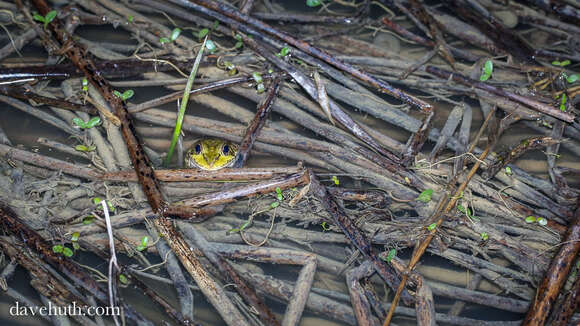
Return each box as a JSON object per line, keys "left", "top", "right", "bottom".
{"left": 185, "top": 138, "right": 238, "bottom": 170}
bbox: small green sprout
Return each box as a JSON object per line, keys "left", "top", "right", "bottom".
{"left": 81, "top": 78, "right": 88, "bottom": 92}
{"left": 560, "top": 93, "right": 567, "bottom": 112}
{"left": 256, "top": 83, "right": 265, "bottom": 93}
{"left": 321, "top": 221, "right": 330, "bottom": 231}
{"left": 416, "top": 189, "right": 433, "bottom": 203}
{"left": 404, "top": 176, "right": 410, "bottom": 184}
{"left": 75, "top": 144, "right": 96, "bottom": 152}
{"left": 72, "top": 117, "right": 101, "bottom": 129}
{"left": 525, "top": 216, "right": 537, "bottom": 223}
{"left": 537, "top": 217, "right": 548, "bottom": 226}
{"left": 505, "top": 166, "right": 512, "bottom": 175}
{"left": 136, "top": 236, "right": 149, "bottom": 251}
{"left": 33, "top": 10, "right": 58, "bottom": 29}
{"left": 71, "top": 232, "right": 80, "bottom": 242}
{"left": 119, "top": 274, "right": 129, "bottom": 284}
{"left": 82, "top": 216, "right": 94, "bottom": 225}
{"left": 276, "top": 187, "right": 283, "bottom": 201}
{"left": 479, "top": 60, "right": 493, "bottom": 82}
{"left": 63, "top": 247, "right": 74, "bottom": 257}
{"left": 52, "top": 245, "right": 63, "bottom": 253}
{"left": 227, "top": 220, "right": 251, "bottom": 234}
{"left": 113, "top": 89, "right": 134, "bottom": 101}
{"left": 252, "top": 72, "right": 263, "bottom": 84}
{"left": 223, "top": 61, "right": 237, "bottom": 76}
{"left": 234, "top": 34, "right": 243, "bottom": 49}
{"left": 205, "top": 40, "right": 217, "bottom": 53}
{"left": 198, "top": 28, "right": 209, "bottom": 39}
{"left": 331, "top": 175, "right": 340, "bottom": 185}
{"left": 92, "top": 197, "right": 115, "bottom": 212}
{"left": 270, "top": 201, "right": 280, "bottom": 209}
{"left": 159, "top": 37, "right": 170, "bottom": 44}
{"left": 566, "top": 74, "right": 579, "bottom": 84}
{"left": 127, "top": 15, "right": 134, "bottom": 23}
{"left": 268, "top": 68, "right": 274, "bottom": 74}
{"left": 306, "top": 0, "right": 322, "bottom": 7}
{"left": 276, "top": 46, "right": 290, "bottom": 57}
{"left": 552, "top": 60, "right": 571, "bottom": 67}
{"left": 170, "top": 28, "right": 182, "bottom": 42}
{"left": 384, "top": 248, "right": 396, "bottom": 262}
{"left": 480, "top": 232, "right": 489, "bottom": 241}
{"left": 427, "top": 223, "right": 437, "bottom": 231}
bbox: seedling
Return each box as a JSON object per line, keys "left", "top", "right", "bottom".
{"left": 276, "top": 46, "right": 290, "bottom": 57}
{"left": 136, "top": 236, "right": 149, "bottom": 252}
{"left": 198, "top": 28, "right": 209, "bottom": 39}
{"left": 505, "top": 166, "right": 512, "bottom": 175}
{"left": 63, "top": 247, "right": 74, "bottom": 257}
{"left": 384, "top": 248, "right": 396, "bottom": 262}
{"left": 270, "top": 201, "right": 280, "bottom": 209}
{"left": 560, "top": 93, "right": 567, "bottom": 112}
{"left": 331, "top": 175, "right": 340, "bottom": 185}
{"left": 306, "top": 0, "right": 322, "bottom": 7}
{"left": 72, "top": 117, "right": 101, "bottom": 129}
{"left": 276, "top": 187, "right": 283, "bottom": 201}
{"left": 75, "top": 144, "right": 96, "bottom": 152}
{"left": 113, "top": 89, "right": 134, "bottom": 101}
{"left": 416, "top": 189, "right": 433, "bottom": 203}
{"left": 205, "top": 40, "right": 217, "bottom": 53}
{"left": 552, "top": 60, "right": 571, "bottom": 67}
{"left": 92, "top": 197, "right": 115, "bottom": 212}
{"left": 82, "top": 216, "right": 94, "bottom": 225}
{"left": 33, "top": 10, "right": 58, "bottom": 29}
{"left": 81, "top": 78, "right": 89, "bottom": 92}
{"left": 480, "top": 60, "right": 493, "bottom": 82}
{"left": 252, "top": 72, "right": 265, "bottom": 94}
{"left": 321, "top": 221, "right": 330, "bottom": 231}
{"left": 480, "top": 232, "right": 489, "bottom": 241}
{"left": 427, "top": 223, "right": 437, "bottom": 231}
{"left": 525, "top": 216, "right": 537, "bottom": 223}
{"left": 234, "top": 34, "right": 243, "bottom": 49}
{"left": 52, "top": 245, "right": 63, "bottom": 253}
{"left": 119, "top": 274, "right": 129, "bottom": 284}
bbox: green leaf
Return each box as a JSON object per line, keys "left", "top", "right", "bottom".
{"left": 525, "top": 216, "right": 537, "bottom": 223}
{"left": 71, "top": 232, "right": 80, "bottom": 242}
{"left": 85, "top": 117, "right": 101, "bottom": 128}
{"left": 235, "top": 34, "right": 242, "bottom": 41}
{"left": 170, "top": 28, "right": 182, "bottom": 41}
{"left": 45, "top": 10, "right": 58, "bottom": 24}
{"left": 234, "top": 41, "right": 243, "bottom": 49}
{"left": 82, "top": 216, "right": 94, "bottom": 225}
{"left": 119, "top": 274, "right": 128, "bottom": 284}
{"left": 72, "top": 242, "right": 80, "bottom": 250}
{"left": 560, "top": 60, "right": 571, "bottom": 66}
{"left": 270, "top": 201, "right": 280, "bottom": 209}
{"left": 480, "top": 60, "right": 493, "bottom": 81}
{"left": 306, "top": 0, "right": 322, "bottom": 7}
{"left": 63, "top": 247, "right": 74, "bottom": 257}
{"left": 205, "top": 39, "right": 217, "bottom": 53}
{"left": 427, "top": 223, "right": 437, "bottom": 231}
{"left": 52, "top": 245, "right": 63, "bottom": 253}
{"left": 321, "top": 221, "right": 330, "bottom": 231}
{"left": 552, "top": 60, "right": 561, "bottom": 66}
{"left": 113, "top": 90, "right": 123, "bottom": 98}
{"left": 141, "top": 236, "right": 149, "bottom": 247}
{"left": 252, "top": 72, "right": 263, "bottom": 84}
{"left": 279, "top": 46, "right": 290, "bottom": 57}
{"left": 537, "top": 217, "right": 548, "bottom": 226}
{"left": 416, "top": 189, "right": 433, "bottom": 203}
{"left": 33, "top": 13, "right": 45, "bottom": 23}
{"left": 567, "top": 74, "right": 579, "bottom": 84}
{"left": 136, "top": 245, "right": 146, "bottom": 252}
{"left": 92, "top": 197, "right": 102, "bottom": 205}
{"left": 159, "top": 37, "right": 170, "bottom": 44}
{"left": 121, "top": 89, "right": 134, "bottom": 101}
{"left": 505, "top": 166, "right": 512, "bottom": 175}
{"left": 198, "top": 28, "right": 209, "bottom": 39}
{"left": 212, "top": 20, "right": 220, "bottom": 29}
{"left": 72, "top": 117, "right": 86, "bottom": 128}
{"left": 560, "top": 93, "right": 567, "bottom": 112}
{"left": 331, "top": 175, "right": 340, "bottom": 185}
{"left": 384, "top": 248, "right": 396, "bottom": 262}
{"left": 256, "top": 83, "right": 265, "bottom": 94}
{"left": 480, "top": 232, "right": 489, "bottom": 241}
{"left": 128, "top": 15, "right": 134, "bottom": 23}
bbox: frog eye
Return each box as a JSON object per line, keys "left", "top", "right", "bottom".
{"left": 222, "top": 144, "right": 230, "bottom": 155}
{"left": 194, "top": 144, "right": 201, "bottom": 154}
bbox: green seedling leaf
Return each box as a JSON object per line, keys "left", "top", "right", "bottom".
{"left": 321, "top": 221, "right": 330, "bottom": 231}
{"left": 234, "top": 41, "right": 243, "bottom": 49}
{"left": 480, "top": 232, "right": 489, "bottom": 241}
{"left": 44, "top": 10, "right": 57, "bottom": 26}
{"left": 552, "top": 60, "right": 561, "bottom": 66}
{"left": 128, "top": 15, "right": 134, "bottom": 23}
{"left": 384, "top": 248, "right": 396, "bottom": 262}
{"left": 81, "top": 78, "right": 89, "bottom": 91}
{"left": 205, "top": 40, "right": 217, "bottom": 53}
{"left": 505, "top": 166, "right": 512, "bottom": 175}
{"left": 427, "top": 223, "right": 437, "bottom": 231}
{"left": 560, "top": 93, "right": 567, "bottom": 112}
{"left": 159, "top": 37, "right": 170, "bottom": 44}
{"left": 560, "top": 60, "right": 571, "bottom": 66}
{"left": 256, "top": 83, "right": 265, "bottom": 94}
{"left": 279, "top": 46, "right": 290, "bottom": 57}
{"left": 136, "top": 245, "right": 146, "bottom": 252}
{"left": 72, "top": 242, "right": 80, "bottom": 250}
{"left": 113, "top": 90, "right": 122, "bottom": 98}
{"left": 170, "top": 28, "right": 182, "bottom": 41}
{"left": 85, "top": 117, "right": 101, "bottom": 128}
{"left": 331, "top": 175, "right": 340, "bottom": 185}
{"left": 82, "top": 216, "right": 94, "bottom": 225}
{"left": 270, "top": 201, "right": 280, "bottom": 209}
{"left": 537, "top": 217, "right": 548, "bottom": 226}
{"left": 306, "top": 0, "right": 322, "bottom": 7}
{"left": 52, "top": 245, "right": 63, "bottom": 253}
{"left": 119, "top": 274, "right": 128, "bottom": 284}
{"left": 92, "top": 197, "right": 102, "bottom": 205}
{"left": 480, "top": 60, "right": 493, "bottom": 81}
{"left": 198, "top": 28, "right": 209, "bottom": 39}
{"left": 567, "top": 74, "right": 579, "bottom": 83}
{"left": 72, "top": 117, "right": 86, "bottom": 128}
{"left": 75, "top": 144, "right": 96, "bottom": 152}
{"left": 71, "top": 232, "right": 80, "bottom": 242}
{"left": 33, "top": 13, "right": 45, "bottom": 23}
{"left": 416, "top": 189, "right": 433, "bottom": 203}
{"left": 141, "top": 236, "right": 149, "bottom": 247}
{"left": 63, "top": 247, "right": 74, "bottom": 257}
{"left": 525, "top": 216, "right": 537, "bottom": 223}
{"left": 121, "top": 90, "right": 134, "bottom": 101}
{"left": 276, "top": 187, "right": 283, "bottom": 201}
{"left": 252, "top": 72, "right": 263, "bottom": 84}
